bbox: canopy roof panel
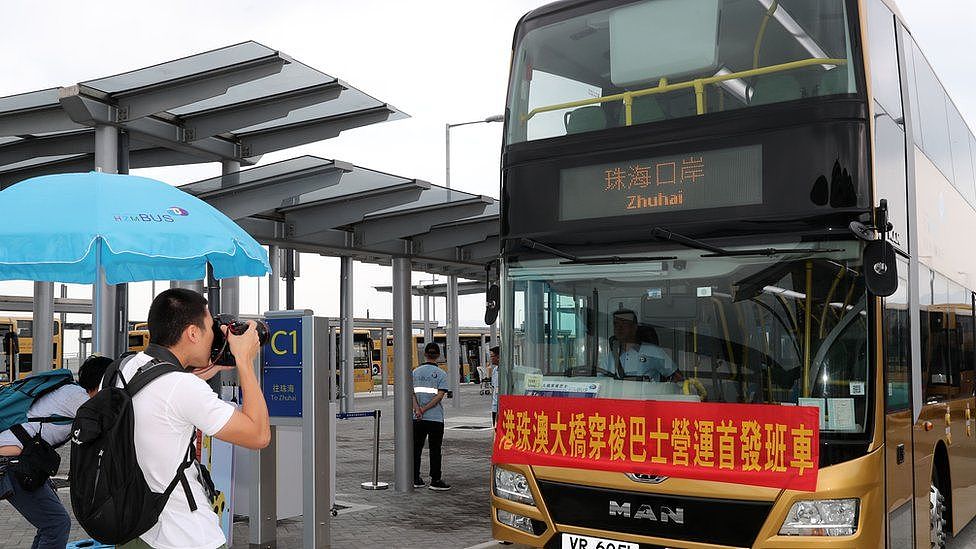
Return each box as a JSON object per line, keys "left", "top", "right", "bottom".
{"left": 80, "top": 42, "right": 279, "bottom": 96}
{"left": 180, "top": 155, "right": 500, "bottom": 279}
{"left": 169, "top": 59, "right": 336, "bottom": 116}
{"left": 0, "top": 88, "right": 62, "bottom": 116}
{"left": 0, "top": 41, "right": 405, "bottom": 183}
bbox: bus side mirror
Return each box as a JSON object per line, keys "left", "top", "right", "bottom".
{"left": 485, "top": 284, "right": 500, "bottom": 325}
{"left": 863, "top": 240, "right": 897, "bottom": 297}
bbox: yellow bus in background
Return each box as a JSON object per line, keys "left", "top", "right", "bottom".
{"left": 128, "top": 322, "right": 150, "bottom": 353}
{"left": 0, "top": 316, "right": 63, "bottom": 382}
{"left": 373, "top": 330, "right": 492, "bottom": 385}
{"left": 345, "top": 329, "right": 376, "bottom": 393}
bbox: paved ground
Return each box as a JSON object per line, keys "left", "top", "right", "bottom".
{"left": 0, "top": 383, "right": 501, "bottom": 549}
{"left": 4, "top": 382, "right": 976, "bottom": 548}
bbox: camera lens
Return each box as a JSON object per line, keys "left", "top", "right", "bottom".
{"left": 210, "top": 316, "right": 270, "bottom": 366}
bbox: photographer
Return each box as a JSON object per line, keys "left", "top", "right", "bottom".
{"left": 114, "top": 288, "right": 270, "bottom": 549}
{"left": 0, "top": 355, "right": 111, "bottom": 549}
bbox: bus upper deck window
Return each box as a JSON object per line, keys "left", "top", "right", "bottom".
{"left": 610, "top": 0, "right": 720, "bottom": 87}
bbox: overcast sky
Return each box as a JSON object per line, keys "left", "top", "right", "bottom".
{"left": 1, "top": 0, "right": 974, "bottom": 352}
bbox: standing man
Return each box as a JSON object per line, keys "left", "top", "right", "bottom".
{"left": 412, "top": 342, "right": 451, "bottom": 491}
{"left": 489, "top": 346, "right": 500, "bottom": 425}
{"left": 3, "top": 331, "right": 18, "bottom": 381}
{"left": 0, "top": 355, "right": 112, "bottom": 549}
{"left": 115, "top": 288, "right": 270, "bottom": 549}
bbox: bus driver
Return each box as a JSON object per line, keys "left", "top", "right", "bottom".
{"left": 607, "top": 309, "right": 681, "bottom": 382}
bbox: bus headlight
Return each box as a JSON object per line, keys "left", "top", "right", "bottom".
{"left": 779, "top": 498, "right": 859, "bottom": 536}
{"left": 493, "top": 466, "right": 535, "bottom": 505}
{"left": 496, "top": 509, "right": 535, "bottom": 533}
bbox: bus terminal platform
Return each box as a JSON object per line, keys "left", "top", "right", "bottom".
{"left": 0, "top": 384, "right": 502, "bottom": 549}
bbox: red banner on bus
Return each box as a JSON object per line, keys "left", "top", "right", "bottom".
{"left": 493, "top": 395, "right": 820, "bottom": 491}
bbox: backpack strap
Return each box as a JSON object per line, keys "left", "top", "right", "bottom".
{"left": 9, "top": 424, "right": 33, "bottom": 447}
{"left": 100, "top": 352, "right": 135, "bottom": 392}
{"left": 24, "top": 416, "right": 74, "bottom": 424}
{"left": 120, "top": 357, "right": 196, "bottom": 512}
{"left": 160, "top": 437, "right": 198, "bottom": 513}
{"left": 124, "top": 360, "right": 188, "bottom": 397}
{"left": 101, "top": 352, "right": 189, "bottom": 398}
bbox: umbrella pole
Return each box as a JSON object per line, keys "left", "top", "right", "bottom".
{"left": 92, "top": 237, "right": 116, "bottom": 357}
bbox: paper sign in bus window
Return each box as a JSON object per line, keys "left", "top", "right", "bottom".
{"left": 798, "top": 398, "right": 826, "bottom": 430}
{"left": 827, "top": 398, "right": 856, "bottom": 431}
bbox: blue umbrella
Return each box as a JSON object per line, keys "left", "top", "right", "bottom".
{"left": 0, "top": 171, "right": 271, "bottom": 283}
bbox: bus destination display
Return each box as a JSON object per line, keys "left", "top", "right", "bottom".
{"left": 559, "top": 144, "right": 763, "bottom": 221}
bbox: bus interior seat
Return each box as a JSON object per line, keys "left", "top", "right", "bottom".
{"left": 565, "top": 105, "right": 608, "bottom": 134}
{"left": 750, "top": 74, "right": 802, "bottom": 106}
{"left": 666, "top": 90, "right": 698, "bottom": 118}
{"left": 619, "top": 95, "right": 666, "bottom": 125}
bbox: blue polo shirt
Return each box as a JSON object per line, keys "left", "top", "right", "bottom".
{"left": 413, "top": 362, "right": 449, "bottom": 422}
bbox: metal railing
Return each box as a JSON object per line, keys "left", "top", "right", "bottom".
{"left": 522, "top": 57, "right": 848, "bottom": 125}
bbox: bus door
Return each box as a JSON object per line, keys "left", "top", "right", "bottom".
{"left": 883, "top": 257, "right": 914, "bottom": 546}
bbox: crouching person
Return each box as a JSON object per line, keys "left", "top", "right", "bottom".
{"left": 0, "top": 355, "right": 112, "bottom": 549}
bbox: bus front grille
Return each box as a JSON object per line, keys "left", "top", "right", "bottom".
{"left": 537, "top": 480, "right": 772, "bottom": 547}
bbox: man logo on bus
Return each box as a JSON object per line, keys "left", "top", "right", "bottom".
{"left": 609, "top": 501, "right": 684, "bottom": 524}
{"left": 168, "top": 206, "right": 189, "bottom": 216}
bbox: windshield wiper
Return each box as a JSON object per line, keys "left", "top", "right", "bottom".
{"left": 651, "top": 227, "right": 840, "bottom": 257}
{"left": 520, "top": 238, "right": 675, "bottom": 264}
{"left": 520, "top": 238, "right": 577, "bottom": 260}
{"left": 562, "top": 256, "right": 676, "bottom": 265}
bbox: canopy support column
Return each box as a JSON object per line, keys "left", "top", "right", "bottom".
{"left": 447, "top": 275, "right": 460, "bottom": 408}
{"left": 268, "top": 245, "right": 280, "bottom": 312}
{"left": 219, "top": 160, "right": 241, "bottom": 319}
{"left": 380, "top": 327, "right": 389, "bottom": 398}
{"left": 340, "top": 256, "right": 355, "bottom": 413}
{"left": 392, "top": 257, "right": 414, "bottom": 492}
{"left": 32, "top": 282, "right": 53, "bottom": 373}
{"left": 423, "top": 294, "right": 431, "bottom": 343}
{"left": 112, "top": 132, "right": 131, "bottom": 358}
{"left": 92, "top": 124, "right": 117, "bottom": 357}
{"left": 284, "top": 249, "right": 296, "bottom": 310}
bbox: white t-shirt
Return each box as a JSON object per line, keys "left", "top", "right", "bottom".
{"left": 111, "top": 350, "right": 235, "bottom": 549}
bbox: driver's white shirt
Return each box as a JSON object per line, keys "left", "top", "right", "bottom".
{"left": 609, "top": 343, "right": 678, "bottom": 379}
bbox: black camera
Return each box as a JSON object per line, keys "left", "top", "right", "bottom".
{"left": 211, "top": 314, "right": 270, "bottom": 366}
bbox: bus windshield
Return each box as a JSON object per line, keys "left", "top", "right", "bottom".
{"left": 506, "top": 0, "right": 858, "bottom": 144}
{"left": 503, "top": 240, "right": 870, "bottom": 434}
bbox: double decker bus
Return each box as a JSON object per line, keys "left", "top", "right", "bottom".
{"left": 492, "top": 0, "right": 976, "bottom": 547}
{"left": 0, "top": 316, "right": 64, "bottom": 382}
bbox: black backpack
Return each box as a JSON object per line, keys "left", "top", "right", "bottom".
{"left": 69, "top": 355, "right": 199, "bottom": 545}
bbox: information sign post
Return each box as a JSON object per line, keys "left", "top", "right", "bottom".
{"left": 254, "top": 310, "right": 332, "bottom": 549}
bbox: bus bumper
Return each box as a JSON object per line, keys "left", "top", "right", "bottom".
{"left": 491, "top": 447, "right": 884, "bottom": 548}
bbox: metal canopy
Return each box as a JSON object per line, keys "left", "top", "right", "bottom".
{"left": 0, "top": 41, "right": 405, "bottom": 187}
{"left": 0, "top": 294, "right": 93, "bottom": 314}
{"left": 180, "top": 155, "right": 500, "bottom": 279}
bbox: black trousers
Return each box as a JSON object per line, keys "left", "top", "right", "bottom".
{"left": 413, "top": 419, "right": 444, "bottom": 481}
